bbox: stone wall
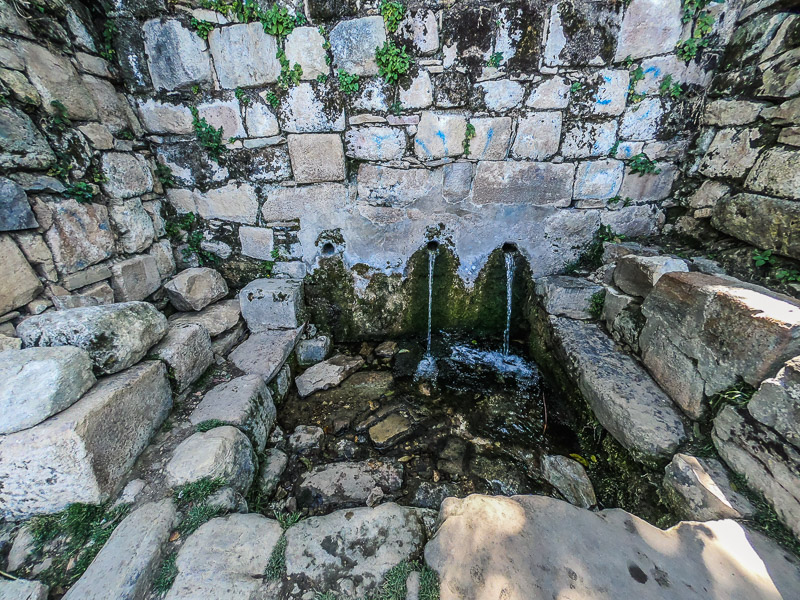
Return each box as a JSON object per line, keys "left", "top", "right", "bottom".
{"left": 112, "top": 0, "right": 741, "bottom": 290}
{"left": 0, "top": 0, "right": 176, "bottom": 334}
{"left": 671, "top": 0, "right": 799, "bottom": 282}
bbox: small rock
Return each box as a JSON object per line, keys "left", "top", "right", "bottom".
{"left": 374, "top": 341, "right": 398, "bottom": 358}
{"left": 164, "top": 268, "right": 228, "bottom": 312}
{"left": 287, "top": 425, "right": 324, "bottom": 455}
{"left": 239, "top": 278, "right": 304, "bottom": 331}
{"left": 297, "top": 459, "right": 403, "bottom": 509}
{"left": 150, "top": 323, "right": 213, "bottom": 393}
{"left": 0, "top": 579, "right": 48, "bottom": 600}
{"left": 205, "top": 486, "right": 248, "bottom": 514}
{"left": 295, "top": 354, "right": 364, "bottom": 398}
{"left": 438, "top": 437, "right": 467, "bottom": 476}
{"left": 256, "top": 448, "right": 288, "bottom": 498}
{"left": 369, "top": 412, "right": 413, "bottom": 448}
{"left": 541, "top": 455, "right": 597, "bottom": 509}
{"left": 613, "top": 255, "right": 689, "bottom": 298}
{"left": 295, "top": 335, "right": 331, "bottom": 366}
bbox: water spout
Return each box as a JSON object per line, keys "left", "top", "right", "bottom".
{"left": 503, "top": 250, "right": 515, "bottom": 355}
{"left": 426, "top": 246, "right": 437, "bottom": 355}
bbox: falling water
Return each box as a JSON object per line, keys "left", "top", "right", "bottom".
{"left": 503, "top": 251, "right": 515, "bottom": 355}
{"left": 426, "top": 247, "right": 437, "bottom": 355}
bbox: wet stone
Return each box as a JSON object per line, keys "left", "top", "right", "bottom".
{"left": 368, "top": 412, "right": 414, "bottom": 448}
{"left": 296, "top": 459, "right": 403, "bottom": 510}
{"left": 288, "top": 425, "right": 325, "bottom": 455}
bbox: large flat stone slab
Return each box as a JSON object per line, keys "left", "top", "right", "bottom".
{"left": 63, "top": 499, "right": 177, "bottom": 600}
{"left": 0, "top": 347, "right": 95, "bottom": 434}
{"left": 143, "top": 19, "right": 212, "bottom": 91}
{"left": 168, "top": 299, "right": 240, "bottom": 337}
{"left": 748, "top": 356, "right": 800, "bottom": 448}
{"left": 228, "top": 327, "right": 303, "bottom": 381}
{"left": 295, "top": 353, "right": 365, "bottom": 398}
{"left": 208, "top": 22, "right": 280, "bottom": 88}
{"left": 17, "top": 302, "right": 168, "bottom": 375}
{"left": 285, "top": 503, "right": 428, "bottom": 598}
{"left": 150, "top": 323, "right": 213, "bottom": 393}
{"left": 640, "top": 272, "right": 800, "bottom": 419}
{"left": 0, "top": 361, "right": 171, "bottom": 519}
{"left": 534, "top": 276, "right": 604, "bottom": 320}
{"left": 240, "top": 278, "right": 304, "bottom": 331}
{"left": 296, "top": 459, "right": 404, "bottom": 510}
{"left": 550, "top": 316, "right": 686, "bottom": 461}
{"left": 472, "top": 161, "right": 575, "bottom": 206}
{"left": 425, "top": 494, "right": 800, "bottom": 600}
{"left": 165, "top": 513, "right": 282, "bottom": 600}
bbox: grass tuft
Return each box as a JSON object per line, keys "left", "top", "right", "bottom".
{"left": 173, "top": 477, "right": 226, "bottom": 507}
{"left": 153, "top": 551, "right": 178, "bottom": 594}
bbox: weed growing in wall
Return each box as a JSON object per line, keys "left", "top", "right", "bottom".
{"left": 486, "top": 52, "right": 503, "bottom": 68}
{"left": 380, "top": 0, "right": 406, "bottom": 33}
{"left": 463, "top": 122, "right": 476, "bottom": 156}
{"left": 190, "top": 106, "right": 225, "bottom": 161}
{"left": 675, "top": 0, "right": 722, "bottom": 62}
{"left": 627, "top": 64, "right": 645, "bottom": 103}
{"left": 48, "top": 152, "right": 72, "bottom": 181}
{"left": 588, "top": 291, "right": 605, "bottom": 319}
{"left": 569, "top": 81, "right": 582, "bottom": 94}
{"left": 659, "top": 74, "right": 683, "bottom": 98}
{"left": 266, "top": 91, "right": 279, "bottom": 108}
{"left": 376, "top": 41, "right": 411, "bottom": 84}
{"left": 156, "top": 162, "right": 175, "bottom": 188}
{"left": 337, "top": 69, "right": 360, "bottom": 95}
{"left": 165, "top": 211, "right": 220, "bottom": 265}
{"left": 752, "top": 248, "right": 800, "bottom": 283}
{"left": 235, "top": 87, "right": 251, "bottom": 106}
{"left": 564, "top": 225, "right": 626, "bottom": 273}
{"left": 65, "top": 182, "right": 95, "bottom": 203}
{"left": 276, "top": 48, "right": 303, "bottom": 89}
{"left": 49, "top": 100, "right": 71, "bottom": 133}
{"left": 100, "top": 20, "right": 116, "bottom": 61}
{"left": 628, "top": 153, "right": 661, "bottom": 176}
{"left": 190, "top": 17, "right": 214, "bottom": 40}
{"left": 152, "top": 551, "right": 178, "bottom": 594}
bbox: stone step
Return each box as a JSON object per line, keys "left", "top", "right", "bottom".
{"left": 62, "top": 500, "right": 177, "bottom": 600}
{"left": 164, "top": 267, "right": 228, "bottom": 312}
{"left": 549, "top": 316, "right": 687, "bottom": 461}
{"left": 0, "top": 361, "right": 172, "bottom": 520}
{"left": 424, "top": 494, "right": 800, "bottom": 600}
{"left": 150, "top": 322, "right": 213, "bottom": 393}
{"left": 228, "top": 326, "right": 303, "bottom": 381}
{"left": 0, "top": 578, "right": 48, "bottom": 600}
{"left": 239, "top": 278, "right": 304, "bottom": 332}
{"left": 297, "top": 459, "right": 404, "bottom": 510}
{"left": 534, "top": 275, "right": 604, "bottom": 320}
{"left": 295, "top": 353, "right": 365, "bottom": 398}
{"left": 168, "top": 299, "right": 241, "bottom": 338}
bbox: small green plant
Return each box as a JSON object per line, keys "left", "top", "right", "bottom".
{"left": 337, "top": 69, "right": 360, "bottom": 95}
{"left": 628, "top": 153, "right": 661, "bottom": 176}
{"left": 380, "top": 0, "right": 406, "bottom": 33}
{"left": 319, "top": 25, "right": 331, "bottom": 50}
{"left": 48, "top": 152, "right": 72, "bottom": 180}
{"left": 315, "top": 592, "right": 338, "bottom": 600}
{"left": 608, "top": 195, "right": 621, "bottom": 204}
{"left": 752, "top": 248, "right": 776, "bottom": 268}
{"left": 463, "top": 122, "right": 476, "bottom": 156}
{"left": 153, "top": 551, "right": 178, "bottom": 594}
{"left": 191, "top": 84, "right": 201, "bottom": 95}
{"left": 275, "top": 510, "right": 303, "bottom": 529}
{"left": 276, "top": 48, "right": 303, "bottom": 89}
{"left": 235, "top": 87, "right": 251, "bottom": 106}
{"left": 569, "top": 81, "right": 582, "bottom": 93}
{"left": 165, "top": 212, "right": 196, "bottom": 240}
{"left": 100, "top": 19, "right": 117, "bottom": 61}
{"left": 628, "top": 65, "right": 646, "bottom": 103}
{"left": 390, "top": 101, "right": 402, "bottom": 116}
{"left": 776, "top": 267, "right": 800, "bottom": 283}
{"left": 260, "top": 260, "right": 275, "bottom": 278}
{"left": 487, "top": 52, "right": 503, "bottom": 68}
{"left": 609, "top": 140, "right": 620, "bottom": 157}
{"left": 261, "top": 3, "right": 296, "bottom": 38}
{"left": 190, "top": 17, "right": 214, "bottom": 39}
{"left": 589, "top": 291, "right": 605, "bottom": 319}
{"left": 375, "top": 41, "right": 411, "bottom": 84}
{"left": 50, "top": 100, "right": 71, "bottom": 132}
{"left": 676, "top": 36, "right": 708, "bottom": 62}
{"left": 266, "top": 91, "right": 280, "bottom": 108}
{"left": 174, "top": 477, "right": 227, "bottom": 506}
{"left": 190, "top": 106, "right": 225, "bottom": 161}
{"left": 65, "top": 182, "right": 95, "bottom": 203}
{"left": 316, "top": 73, "right": 328, "bottom": 83}
{"left": 196, "top": 419, "right": 229, "bottom": 432}
{"left": 419, "top": 565, "right": 440, "bottom": 600}
{"left": 155, "top": 162, "right": 175, "bottom": 188}
{"left": 623, "top": 54, "right": 635, "bottom": 68}
{"left": 265, "top": 535, "right": 287, "bottom": 579}
{"left": 566, "top": 225, "right": 626, "bottom": 273}
{"left": 117, "top": 128, "right": 135, "bottom": 141}
{"left": 179, "top": 504, "right": 223, "bottom": 536}
{"left": 659, "top": 74, "right": 683, "bottom": 98}
{"left": 709, "top": 382, "right": 755, "bottom": 417}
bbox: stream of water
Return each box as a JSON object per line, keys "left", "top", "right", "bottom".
{"left": 503, "top": 251, "right": 515, "bottom": 355}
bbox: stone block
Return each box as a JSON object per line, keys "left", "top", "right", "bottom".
{"left": 190, "top": 374, "right": 275, "bottom": 452}
{"left": 748, "top": 357, "right": 800, "bottom": 449}
{"left": 345, "top": 126, "right": 406, "bottom": 161}
{"left": 62, "top": 500, "right": 177, "bottom": 600}
{"left": 398, "top": 70, "right": 433, "bottom": 109}
{"left": 101, "top": 153, "right": 154, "bottom": 200}
{"left": 641, "top": 272, "right": 800, "bottom": 419}
{"left": 166, "top": 426, "right": 255, "bottom": 494}
{"left": 0, "top": 579, "right": 48, "bottom": 599}
{"left": 543, "top": 0, "right": 621, "bottom": 66}
{"left": 356, "top": 164, "right": 441, "bottom": 207}
{"left": 526, "top": 76, "right": 569, "bottom": 109}
{"left": 330, "top": 16, "right": 386, "bottom": 76}
{"left": 534, "top": 276, "right": 605, "bottom": 320}
{"left": 53, "top": 281, "right": 115, "bottom": 310}
{"left": 711, "top": 193, "right": 800, "bottom": 260}
{"left": 699, "top": 128, "right": 763, "bottom": 179}
{"left": 195, "top": 182, "right": 258, "bottom": 224}
{"left": 164, "top": 267, "right": 228, "bottom": 312}
{"left": 541, "top": 454, "right": 596, "bottom": 508}
{"left": 613, "top": 255, "right": 688, "bottom": 298}
{"left": 149, "top": 239, "right": 176, "bottom": 279}
{"left": 468, "top": 117, "right": 512, "bottom": 160}
{"left": 591, "top": 69, "right": 629, "bottom": 116}
{"left": 614, "top": 0, "right": 683, "bottom": 61}
{"left": 279, "top": 82, "right": 345, "bottom": 133}
{"left": 110, "top": 255, "right": 161, "bottom": 302}
{"left": 561, "top": 120, "right": 618, "bottom": 159}
{"left": 0, "top": 235, "right": 42, "bottom": 314}
{"left": 0, "top": 361, "right": 171, "bottom": 519}
{"left": 618, "top": 163, "right": 676, "bottom": 203}
{"left": 619, "top": 98, "right": 665, "bottom": 140}
{"left": 45, "top": 200, "right": 115, "bottom": 275}
{"left": 296, "top": 335, "right": 331, "bottom": 366}
{"left": 397, "top": 9, "right": 439, "bottom": 55}
{"left": 169, "top": 299, "right": 240, "bottom": 338}
{"left": 703, "top": 100, "right": 765, "bottom": 126}
{"left": 256, "top": 448, "right": 287, "bottom": 498}
{"left": 284, "top": 26, "right": 328, "bottom": 80}
{"left": 574, "top": 159, "right": 624, "bottom": 200}
{"left": 0, "top": 106, "right": 55, "bottom": 170}
{"left": 143, "top": 19, "right": 212, "bottom": 90}
{"left": 209, "top": 23, "right": 280, "bottom": 88}
{"left": 109, "top": 199, "right": 156, "bottom": 254}
{"left": 229, "top": 327, "right": 303, "bottom": 380}
{"left": 478, "top": 79, "right": 525, "bottom": 111}
{"left": 151, "top": 323, "right": 213, "bottom": 392}
{"left": 0, "top": 347, "right": 95, "bottom": 435}
{"left": 472, "top": 161, "right": 574, "bottom": 206}
{"left": 511, "top": 112, "right": 562, "bottom": 160}
{"left": 244, "top": 102, "right": 279, "bottom": 137}
{"left": 297, "top": 459, "right": 403, "bottom": 508}
{"left": 17, "top": 301, "right": 168, "bottom": 375}
{"left": 295, "top": 353, "right": 364, "bottom": 398}
{"left": 0, "top": 177, "right": 37, "bottom": 231}
{"left": 238, "top": 226, "right": 274, "bottom": 260}
{"left": 745, "top": 148, "right": 800, "bottom": 200}
{"left": 414, "top": 112, "right": 467, "bottom": 160}
{"left": 240, "top": 278, "right": 303, "bottom": 331}
{"left": 138, "top": 99, "right": 194, "bottom": 134}
{"left": 288, "top": 134, "right": 345, "bottom": 183}
{"left": 195, "top": 99, "right": 245, "bottom": 139}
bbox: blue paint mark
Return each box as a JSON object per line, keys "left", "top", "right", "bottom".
{"left": 603, "top": 75, "right": 611, "bottom": 83}
{"left": 644, "top": 66, "right": 660, "bottom": 77}
{"left": 435, "top": 130, "right": 447, "bottom": 155}
{"left": 595, "top": 98, "right": 612, "bottom": 105}
{"left": 414, "top": 138, "right": 432, "bottom": 158}
{"left": 482, "top": 128, "right": 494, "bottom": 156}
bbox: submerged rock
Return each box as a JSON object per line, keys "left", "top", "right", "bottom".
{"left": 296, "top": 459, "right": 403, "bottom": 509}
{"left": 295, "top": 353, "right": 365, "bottom": 397}
{"left": 541, "top": 454, "right": 597, "bottom": 509}
{"left": 425, "top": 494, "right": 800, "bottom": 600}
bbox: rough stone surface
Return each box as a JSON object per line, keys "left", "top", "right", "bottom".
{"left": 63, "top": 499, "right": 177, "bottom": 600}
{"left": 194, "top": 182, "right": 258, "bottom": 224}
{"left": 414, "top": 112, "right": 467, "bottom": 160}
{"left": 613, "top": 255, "right": 689, "bottom": 298}
{"left": 663, "top": 453, "right": 754, "bottom": 521}
{"left": 288, "top": 425, "right": 325, "bottom": 455}
{"left": 714, "top": 406, "right": 800, "bottom": 540}
{"left": 511, "top": 112, "right": 561, "bottom": 160}
{"left": 0, "top": 235, "right": 42, "bottom": 314}
{"left": 138, "top": 99, "right": 194, "bottom": 134}
{"left": 472, "top": 161, "right": 575, "bottom": 206}
{"left": 0, "top": 579, "right": 48, "bottom": 600}
{"left": 168, "top": 299, "right": 240, "bottom": 338}
{"left": 44, "top": 200, "right": 115, "bottom": 275}
{"left": 345, "top": 126, "right": 406, "bottom": 161}
{"left": 240, "top": 278, "right": 303, "bottom": 331}
{"left": 640, "top": 272, "right": 800, "bottom": 420}
{"left": 619, "top": 98, "right": 664, "bottom": 140}
{"left": 574, "top": 159, "right": 624, "bottom": 200}
{"left": 330, "top": 16, "right": 386, "bottom": 76}
{"left": 0, "top": 177, "right": 37, "bottom": 232}
{"left": 165, "top": 267, "right": 228, "bottom": 312}
{"left": 285, "top": 26, "right": 328, "bottom": 80}
{"left": 190, "top": 374, "right": 275, "bottom": 453}
{"left": 256, "top": 448, "right": 287, "bottom": 498}
{"left": 699, "top": 128, "right": 763, "bottom": 179}
{"left": 288, "top": 134, "right": 346, "bottom": 183}
{"left": 229, "top": 327, "right": 303, "bottom": 380}
{"left": 110, "top": 255, "right": 161, "bottom": 302}
{"left": 0, "top": 106, "right": 55, "bottom": 170}
{"left": 561, "top": 120, "right": 618, "bottom": 159}
{"left": 244, "top": 102, "right": 279, "bottom": 138}
{"left": 526, "top": 76, "right": 569, "bottom": 109}
{"left": 469, "top": 117, "right": 512, "bottom": 160}
{"left": 535, "top": 276, "right": 604, "bottom": 320}
{"left": 0, "top": 361, "right": 171, "bottom": 519}
{"left": 151, "top": 323, "right": 213, "bottom": 393}
{"left": 295, "top": 353, "right": 365, "bottom": 397}
{"left": 279, "top": 83, "right": 345, "bottom": 133}
{"left": 164, "top": 513, "right": 282, "bottom": 600}
{"left": 109, "top": 198, "right": 155, "bottom": 254}
{"left": 748, "top": 357, "right": 800, "bottom": 450}
{"left": 143, "top": 19, "right": 212, "bottom": 90}
{"left": 0, "top": 347, "right": 95, "bottom": 435}
{"left": 296, "top": 335, "right": 331, "bottom": 366}
{"left": 399, "top": 70, "right": 433, "bottom": 109}
{"left": 208, "top": 23, "right": 279, "bottom": 88}
{"left": 551, "top": 316, "right": 686, "bottom": 460}
{"left": 478, "top": 79, "right": 525, "bottom": 112}
{"left": 541, "top": 455, "right": 597, "bottom": 509}
{"left": 18, "top": 302, "right": 168, "bottom": 375}
{"left": 297, "top": 459, "right": 403, "bottom": 509}
{"left": 426, "top": 494, "right": 800, "bottom": 600}
{"left": 614, "top": 0, "right": 683, "bottom": 61}
{"left": 285, "top": 503, "right": 427, "bottom": 597}
{"left": 166, "top": 426, "right": 255, "bottom": 494}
